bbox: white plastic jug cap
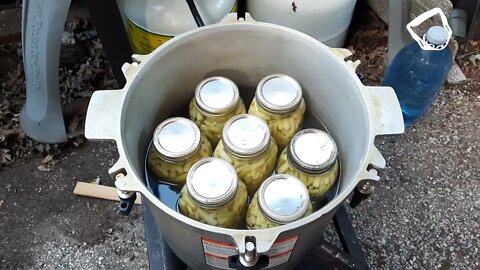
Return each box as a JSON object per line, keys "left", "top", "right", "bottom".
{"left": 426, "top": 26, "right": 449, "bottom": 45}
{"left": 406, "top": 8, "right": 452, "bottom": 51}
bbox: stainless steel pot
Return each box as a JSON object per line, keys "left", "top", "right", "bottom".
{"left": 85, "top": 14, "right": 404, "bottom": 270}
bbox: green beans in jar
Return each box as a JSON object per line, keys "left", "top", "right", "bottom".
{"left": 213, "top": 114, "right": 278, "bottom": 196}
{"left": 248, "top": 74, "right": 306, "bottom": 151}
{"left": 178, "top": 158, "right": 248, "bottom": 228}
{"left": 246, "top": 174, "right": 313, "bottom": 229}
{"left": 276, "top": 129, "right": 339, "bottom": 199}
{"left": 188, "top": 76, "right": 246, "bottom": 146}
{"left": 147, "top": 117, "right": 212, "bottom": 185}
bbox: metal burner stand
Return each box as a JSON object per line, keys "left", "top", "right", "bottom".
{"left": 142, "top": 201, "right": 369, "bottom": 270}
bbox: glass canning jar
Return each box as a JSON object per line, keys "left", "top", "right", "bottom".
{"left": 276, "top": 129, "right": 339, "bottom": 199}
{"left": 248, "top": 74, "right": 306, "bottom": 151}
{"left": 189, "top": 76, "right": 246, "bottom": 146}
{"left": 147, "top": 117, "right": 212, "bottom": 185}
{"left": 178, "top": 158, "right": 248, "bottom": 228}
{"left": 246, "top": 174, "right": 313, "bottom": 229}
{"left": 213, "top": 114, "right": 278, "bottom": 196}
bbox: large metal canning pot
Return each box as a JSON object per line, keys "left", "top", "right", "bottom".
{"left": 85, "top": 14, "right": 404, "bottom": 270}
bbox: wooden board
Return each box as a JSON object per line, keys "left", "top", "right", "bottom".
{"left": 73, "top": 181, "right": 142, "bottom": 205}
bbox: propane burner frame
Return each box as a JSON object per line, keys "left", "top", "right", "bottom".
{"left": 142, "top": 192, "right": 369, "bottom": 270}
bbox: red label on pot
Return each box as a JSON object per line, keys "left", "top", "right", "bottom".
{"left": 202, "top": 238, "right": 237, "bottom": 269}
{"left": 266, "top": 235, "right": 298, "bottom": 267}
{"left": 201, "top": 235, "right": 299, "bottom": 269}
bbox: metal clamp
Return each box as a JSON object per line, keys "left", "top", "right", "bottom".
{"left": 118, "top": 193, "right": 137, "bottom": 216}
{"left": 240, "top": 238, "right": 258, "bottom": 267}
{"left": 116, "top": 172, "right": 137, "bottom": 216}
{"left": 350, "top": 180, "right": 376, "bottom": 209}
{"left": 228, "top": 237, "right": 269, "bottom": 269}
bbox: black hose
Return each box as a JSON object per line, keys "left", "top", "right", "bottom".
{"left": 186, "top": 0, "right": 205, "bottom": 27}
{"left": 237, "top": 0, "right": 246, "bottom": 20}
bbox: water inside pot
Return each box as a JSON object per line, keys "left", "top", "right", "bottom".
{"left": 143, "top": 94, "right": 341, "bottom": 226}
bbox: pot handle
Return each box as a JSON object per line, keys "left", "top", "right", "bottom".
{"left": 85, "top": 89, "right": 125, "bottom": 141}
{"left": 350, "top": 85, "right": 404, "bottom": 197}
{"left": 328, "top": 48, "right": 404, "bottom": 171}
{"left": 85, "top": 88, "right": 150, "bottom": 203}
{"left": 328, "top": 48, "right": 404, "bottom": 136}
{"left": 85, "top": 57, "right": 145, "bottom": 141}
{"left": 355, "top": 86, "right": 404, "bottom": 182}
{"left": 364, "top": 86, "right": 405, "bottom": 137}
{"left": 85, "top": 56, "right": 149, "bottom": 209}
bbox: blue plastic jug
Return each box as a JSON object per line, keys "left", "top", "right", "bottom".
{"left": 382, "top": 8, "right": 452, "bottom": 127}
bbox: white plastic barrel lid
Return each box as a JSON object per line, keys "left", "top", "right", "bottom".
{"left": 426, "top": 26, "right": 449, "bottom": 45}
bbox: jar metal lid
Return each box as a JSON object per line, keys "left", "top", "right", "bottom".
{"left": 258, "top": 174, "right": 310, "bottom": 224}
{"left": 222, "top": 114, "right": 270, "bottom": 158}
{"left": 195, "top": 76, "right": 240, "bottom": 115}
{"left": 186, "top": 158, "right": 238, "bottom": 208}
{"left": 256, "top": 74, "right": 303, "bottom": 115}
{"left": 153, "top": 117, "right": 201, "bottom": 162}
{"left": 288, "top": 129, "right": 337, "bottom": 174}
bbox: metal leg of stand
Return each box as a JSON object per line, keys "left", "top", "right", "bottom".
{"left": 299, "top": 239, "right": 355, "bottom": 270}
{"left": 333, "top": 204, "right": 369, "bottom": 270}
{"left": 144, "top": 196, "right": 369, "bottom": 269}
{"left": 143, "top": 200, "right": 187, "bottom": 270}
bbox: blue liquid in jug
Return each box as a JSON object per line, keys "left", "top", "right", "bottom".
{"left": 382, "top": 41, "right": 452, "bottom": 127}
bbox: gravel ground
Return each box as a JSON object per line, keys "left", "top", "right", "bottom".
{"left": 0, "top": 142, "right": 148, "bottom": 270}
{"left": 31, "top": 214, "right": 147, "bottom": 270}
{"left": 1, "top": 82, "right": 477, "bottom": 270}
{"left": 349, "top": 81, "right": 480, "bottom": 269}
{"left": 1, "top": 5, "right": 479, "bottom": 270}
